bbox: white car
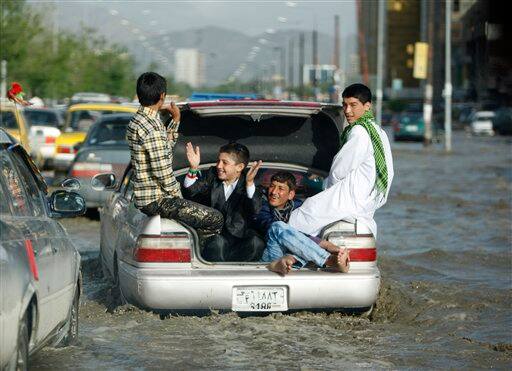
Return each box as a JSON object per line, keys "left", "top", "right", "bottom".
{"left": 470, "top": 111, "right": 495, "bottom": 135}
{"left": 23, "top": 108, "right": 63, "bottom": 169}
{"left": 95, "top": 101, "right": 380, "bottom": 314}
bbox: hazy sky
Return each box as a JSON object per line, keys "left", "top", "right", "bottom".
{"left": 35, "top": 0, "right": 356, "bottom": 39}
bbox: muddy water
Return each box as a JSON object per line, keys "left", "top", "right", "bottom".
{"left": 32, "top": 131, "right": 511, "bottom": 369}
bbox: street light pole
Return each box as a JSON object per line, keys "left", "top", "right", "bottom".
{"left": 376, "top": 0, "right": 386, "bottom": 125}
{"left": 444, "top": 0, "right": 452, "bottom": 152}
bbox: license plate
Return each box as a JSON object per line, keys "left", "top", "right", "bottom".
{"left": 406, "top": 125, "right": 418, "bottom": 132}
{"left": 232, "top": 286, "right": 288, "bottom": 312}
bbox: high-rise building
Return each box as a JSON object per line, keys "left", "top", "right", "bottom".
{"left": 174, "top": 49, "right": 205, "bottom": 88}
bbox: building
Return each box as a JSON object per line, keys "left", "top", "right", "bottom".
{"left": 302, "top": 64, "right": 337, "bottom": 86}
{"left": 174, "top": 49, "right": 205, "bottom": 88}
{"left": 458, "top": 0, "right": 511, "bottom": 105}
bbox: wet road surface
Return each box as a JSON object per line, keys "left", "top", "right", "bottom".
{"left": 32, "top": 131, "right": 511, "bottom": 369}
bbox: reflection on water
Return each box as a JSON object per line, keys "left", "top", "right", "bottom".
{"left": 32, "top": 131, "right": 512, "bottom": 369}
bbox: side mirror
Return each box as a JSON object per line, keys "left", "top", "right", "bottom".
{"left": 91, "top": 173, "right": 117, "bottom": 191}
{"left": 61, "top": 178, "right": 81, "bottom": 190}
{"left": 49, "top": 190, "right": 86, "bottom": 217}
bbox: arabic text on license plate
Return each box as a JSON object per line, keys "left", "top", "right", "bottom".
{"left": 406, "top": 125, "right": 418, "bottom": 132}
{"left": 232, "top": 287, "right": 288, "bottom": 312}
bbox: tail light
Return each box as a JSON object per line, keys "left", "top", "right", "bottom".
{"left": 70, "top": 162, "right": 112, "bottom": 177}
{"left": 134, "top": 233, "right": 192, "bottom": 263}
{"left": 326, "top": 233, "right": 376, "bottom": 262}
{"left": 45, "top": 136, "right": 56, "bottom": 144}
{"left": 56, "top": 145, "right": 77, "bottom": 154}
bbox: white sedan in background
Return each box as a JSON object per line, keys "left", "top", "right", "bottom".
{"left": 470, "top": 111, "right": 495, "bottom": 136}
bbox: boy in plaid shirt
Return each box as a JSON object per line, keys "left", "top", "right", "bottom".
{"left": 127, "top": 72, "right": 223, "bottom": 241}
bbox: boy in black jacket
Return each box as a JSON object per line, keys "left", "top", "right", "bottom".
{"left": 183, "top": 142, "right": 264, "bottom": 262}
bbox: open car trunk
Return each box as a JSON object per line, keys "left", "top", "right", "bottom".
{"left": 166, "top": 102, "right": 345, "bottom": 264}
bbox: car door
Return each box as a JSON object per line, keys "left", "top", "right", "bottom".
{"left": 112, "top": 170, "right": 141, "bottom": 264}
{"left": 2, "top": 148, "right": 64, "bottom": 341}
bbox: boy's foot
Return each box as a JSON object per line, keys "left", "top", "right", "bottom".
{"left": 268, "top": 255, "right": 297, "bottom": 276}
{"left": 325, "top": 248, "right": 350, "bottom": 273}
{"left": 336, "top": 248, "right": 350, "bottom": 273}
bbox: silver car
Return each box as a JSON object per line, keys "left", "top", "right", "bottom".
{"left": 0, "top": 129, "right": 85, "bottom": 370}
{"left": 96, "top": 101, "right": 380, "bottom": 313}
{"left": 68, "top": 113, "right": 132, "bottom": 210}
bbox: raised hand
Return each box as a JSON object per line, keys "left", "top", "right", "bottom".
{"left": 162, "top": 101, "right": 181, "bottom": 123}
{"left": 185, "top": 142, "right": 200, "bottom": 169}
{"left": 246, "top": 160, "right": 262, "bottom": 187}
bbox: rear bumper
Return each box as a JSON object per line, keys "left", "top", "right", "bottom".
{"left": 54, "top": 154, "right": 75, "bottom": 171}
{"left": 118, "top": 262, "right": 380, "bottom": 311}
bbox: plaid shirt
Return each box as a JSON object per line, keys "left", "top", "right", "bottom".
{"left": 126, "top": 106, "right": 182, "bottom": 208}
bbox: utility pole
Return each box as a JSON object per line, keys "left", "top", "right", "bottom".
{"left": 312, "top": 29, "right": 318, "bottom": 91}
{"left": 333, "top": 15, "right": 340, "bottom": 69}
{"left": 288, "top": 38, "right": 294, "bottom": 90}
{"left": 444, "top": 0, "right": 452, "bottom": 152}
{"left": 299, "top": 32, "right": 305, "bottom": 99}
{"left": 1, "top": 60, "right": 6, "bottom": 99}
{"left": 356, "top": 0, "right": 369, "bottom": 86}
{"left": 423, "top": 0, "right": 435, "bottom": 146}
{"left": 375, "top": 0, "right": 386, "bottom": 126}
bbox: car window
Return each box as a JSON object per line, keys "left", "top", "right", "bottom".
{"left": 8, "top": 150, "right": 46, "bottom": 216}
{"left": 70, "top": 110, "right": 117, "bottom": 131}
{"left": 0, "top": 161, "right": 14, "bottom": 216}
{"left": 0, "top": 151, "right": 31, "bottom": 216}
{"left": 124, "top": 174, "right": 135, "bottom": 201}
{"left": 87, "top": 119, "right": 130, "bottom": 145}
{"left": 0, "top": 111, "right": 18, "bottom": 129}
{"left": 23, "top": 110, "right": 59, "bottom": 127}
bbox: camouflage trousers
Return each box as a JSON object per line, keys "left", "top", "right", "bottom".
{"left": 140, "top": 197, "right": 224, "bottom": 244}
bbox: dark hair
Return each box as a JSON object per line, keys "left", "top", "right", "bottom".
{"left": 136, "top": 72, "right": 167, "bottom": 106}
{"left": 342, "top": 83, "right": 372, "bottom": 104}
{"left": 219, "top": 142, "right": 250, "bottom": 167}
{"left": 271, "top": 171, "right": 297, "bottom": 191}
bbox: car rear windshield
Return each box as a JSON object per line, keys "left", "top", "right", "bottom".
{"left": 69, "top": 110, "right": 118, "bottom": 131}
{"left": 87, "top": 119, "right": 129, "bottom": 145}
{"left": 24, "top": 110, "right": 59, "bottom": 127}
{"left": 0, "top": 111, "right": 18, "bottom": 129}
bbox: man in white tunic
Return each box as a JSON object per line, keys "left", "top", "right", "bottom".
{"left": 266, "top": 83, "right": 393, "bottom": 275}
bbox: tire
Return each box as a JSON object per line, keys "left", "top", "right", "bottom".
{"left": 57, "top": 288, "right": 79, "bottom": 347}
{"left": 9, "top": 311, "right": 29, "bottom": 371}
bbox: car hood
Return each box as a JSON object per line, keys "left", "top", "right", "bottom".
{"left": 170, "top": 102, "right": 344, "bottom": 172}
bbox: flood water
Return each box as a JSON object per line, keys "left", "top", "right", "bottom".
{"left": 32, "top": 130, "right": 511, "bottom": 369}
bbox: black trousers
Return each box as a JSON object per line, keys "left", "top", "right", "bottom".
{"left": 140, "top": 197, "right": 224, "bottom": 242}
{"left": 203, "top": 229, "right": 265, "bottom": 262}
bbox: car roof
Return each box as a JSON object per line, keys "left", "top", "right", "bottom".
{"left": 95, "top": 113, "right": 134, "bottom": 123}
{"left": 68, "top": 103, "right": 138, "bottom": 112}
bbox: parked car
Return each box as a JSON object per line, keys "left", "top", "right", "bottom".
{"left": 23, "top": 107, "right": 64, "bottom": 169}
{"left": 95, "top": 100, "right": 380, "bottom": 314}
{"left": 0, "top": 98, "right": 31, "bottom": 153}
{"left": 492, "top": 107, "right": 512, "bottom": 135}
{"left": 393, "top": 112, "right": 425, "bottom": 141}
{"left": 0, "top": 129, "right": 85, "bottom": 370}
{"left": 69, "top": 113, "right": 132, "bottom": 210}
{"left": 470, "top": 111, "right": 495, "bottom": 136}
{"left": 54, "top": 103, "right": 137, "bottom": 177}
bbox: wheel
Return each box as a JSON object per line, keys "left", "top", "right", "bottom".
{"left": 8, "top": 311, "right": 29, "bottom": 371}
{"left": 57, "top": 288, "right": 79, "bottom": 347}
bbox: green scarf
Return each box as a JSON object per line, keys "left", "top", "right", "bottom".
{"left": 340, "top": 110, "right": 388, "bottom": 196}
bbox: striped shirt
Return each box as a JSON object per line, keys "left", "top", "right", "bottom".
{"left": 126, "top": 106, "right": 182, "bottom": 208}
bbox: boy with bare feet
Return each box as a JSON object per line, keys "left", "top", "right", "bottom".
{"left": 253, "top": 171, "right": 350, "bottom": 275}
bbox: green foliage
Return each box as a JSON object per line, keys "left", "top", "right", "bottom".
{"left": 1, "top": 1, "right": 136, "bottom": 99}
